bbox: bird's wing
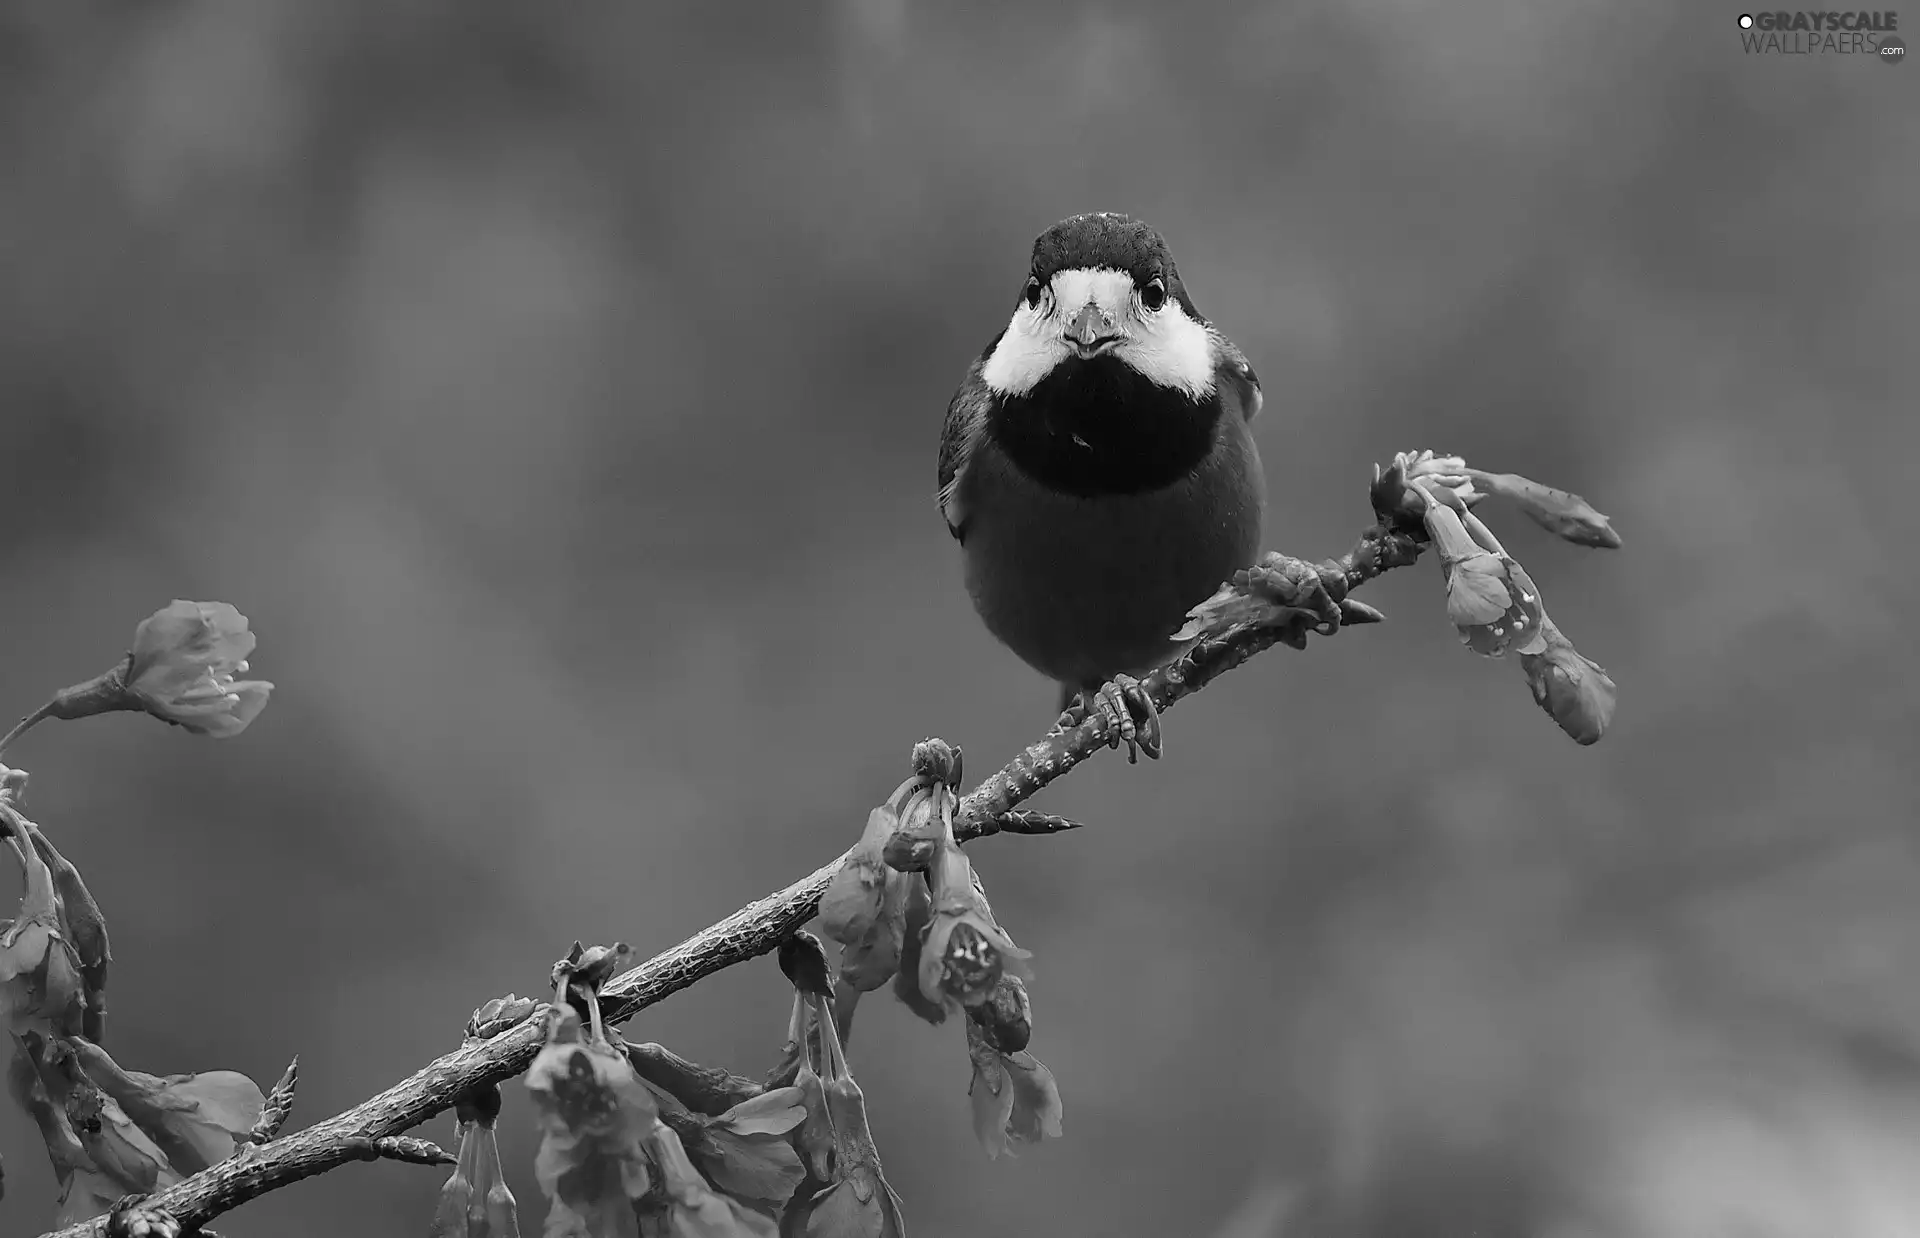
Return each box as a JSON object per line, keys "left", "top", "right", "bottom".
{"left": 1214, "top": 333, "right": 1263, "bottom": 423}
{"left": 937, "top": 354, "right": 995, "bottom": 540}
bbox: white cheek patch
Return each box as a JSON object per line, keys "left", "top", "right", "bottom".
{"left": 981, "top": 266, "right": 1219, "bottom": 400}
{"left": 1114, "top": 309, "right": 1216, "bottom": 400}
{"left": 981, "top": 305, "right": 1068, "bottom": 397}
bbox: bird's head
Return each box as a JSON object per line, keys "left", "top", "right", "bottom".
{"left": 980, "top": 213, "right": 1217, "bottom": 401}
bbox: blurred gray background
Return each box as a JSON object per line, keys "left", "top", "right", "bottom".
{"left": 1, "top": 1, "right": 1915, "bottom": 1235}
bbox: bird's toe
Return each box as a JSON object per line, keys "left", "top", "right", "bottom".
{"left": 1088, "top": 674, "right": 1162, "bottom": 763}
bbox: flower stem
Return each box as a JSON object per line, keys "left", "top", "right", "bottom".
{"left": 0, "top": 702, "right": 54, "bottom": 756}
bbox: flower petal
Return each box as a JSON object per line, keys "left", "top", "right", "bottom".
{"left": 1005, "top": 1052, "right": 1064, "bottom": 1146}
{"left": 1445, "top": 557, "right": 1514, "bottom": 625}
{"left": 129, "top": 601, "right": 256, "bottom": 685}
{"left": 715, "top": 1086, "right": 808, "bottom": 1138}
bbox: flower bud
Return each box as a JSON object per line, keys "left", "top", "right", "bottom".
{"left": 465, "top": 995, "right": 539, "bottom": 1041}
{"left": 1469, "top": 468, "right": 1621, "bottom": 549}
{"left": 779, "top": 931, "right": 834, "bottom": 998}
{"left": 626, "top": 1041, "right": 764, "bottom": 1117}
{"left": 969, "top": 974, "right": 1032, "bottom": 1055}
{"left": 1519, "top": 617, "right": 1617, "bottom": 745}
{"left": 908, "top": 738, "right": 962, "bottom": 787}
{"left": 887, "top": 782, "right": 957, "bottom": 857}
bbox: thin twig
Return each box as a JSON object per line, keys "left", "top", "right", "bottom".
{"left": 36, "top": 519, "right": 1424, "bottom": 1238}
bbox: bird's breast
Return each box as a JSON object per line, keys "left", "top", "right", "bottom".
{"left": 957, "top": 409, "right": 1265, "bottom": 688}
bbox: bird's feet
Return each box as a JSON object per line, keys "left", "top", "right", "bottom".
{"left": 1073, "top": 674, "right": 1162, "bottom": 764}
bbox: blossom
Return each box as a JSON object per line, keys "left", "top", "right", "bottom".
{"left": 821, "top": 809, "right": 906, "bottom": 943}
{"left": 789, "top": 1032, "right": 835, "bottom": 1185}
{"left": 432, "top": 1085, "right": 522, "bottom": 1238}
{"left": 964, "top": 1020, "right": 1064, "bottom": 1160}
{"left": 32, "top": 1038, "right": 183, "bottom": 1224}
{"left": 22, "top": 820, "right": 110, "bottom": 1042}
{"left": 1416, "top": 486, "right": 1544, "bottom": 657}
{"left": 0, "top": 812, "right": 88, "bottom": 1039}
{"left": 525, "top": 1006, "right": 658, "bottom": 1235}
{"left": 637, "top": 1116, "right": 779, "bottom": 1237}
{"left": 122, "top": 600, "right": 274, "bottom": 737}
{"left": 891, "top": 876, "right": 947, "bottom": 1025}
{"left": 795, "top": 1000, "right": 904, "bottom": 1238}
{"left": 642, "top": 1073, "right": 807, "bottom": 1209}
{"left": 821, "top": 793, "right": 919, "bottom": 995}
{"left": 916, "top": 842, "right": 1029, "bottom": 1013}
{"left": 66, "top": 1037, "right": 264, "bottom": 1174}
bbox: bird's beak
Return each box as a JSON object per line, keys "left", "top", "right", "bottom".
{"left": 1062, "top": 302, "right": 1122, "bottom": 358}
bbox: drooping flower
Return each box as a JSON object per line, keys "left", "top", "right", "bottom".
{"left": 525, "top": 1005, "right": 658, "bottom": 1237}
{"left": 788, "top": 1032, "right": 835, "bottom": 1186}
{"left": 643, "top": 1071, "right": 808, "bottom": 1210}
{"left": 891, "top": 876, "right": 946, "bottom": 1026}
{"left": 10, "top": 1038, "right": 106, "bottom": 1224}
{"left": 916, "top": 843, "right": 1029, "bottom": 1014}
{"left": 21, "top": 819, "right": 110, "bottom": 1042}
{"left": 964, "top": 1020, "right": 1063, "bottom": 1160}
{"left": 34, "top": 1038, "right": 183, "bottom": 1222}
{"left": 0, "top": 810, "right": 88, "bottom": 1040}
{"left": 66, "top": 1036, "right": 264, "bottom": 1174}
{"left": 1414, "top": 484, "right": 1544, "bottom": 657}
{"left": 819, "top": 800, "right": 914, "bottom": 994}
{"left": 433, "top": 1084, "right": 522, "bottom": 1238}
{"left": 637, "top": 1116, "right": 780, "bottom": 1237}
{"left": 794, "top": 997, "right": 904, "bottom": 1238}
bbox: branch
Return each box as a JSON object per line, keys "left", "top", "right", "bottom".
{"left": 38, "top": 519, "right": 1424, "bottom": 1238}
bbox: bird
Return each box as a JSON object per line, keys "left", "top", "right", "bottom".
{"left": 937, "top": 212, "right": 1267, "bottom": 761}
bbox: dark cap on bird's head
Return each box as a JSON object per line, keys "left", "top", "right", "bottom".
{"left": 1028, "top": 212, "right": 1197, "bottom": 318}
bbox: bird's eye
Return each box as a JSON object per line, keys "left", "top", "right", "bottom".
{"left": 1023, "top": 277, "right": 1044, "bottom": 310}
{"left": 1141, "top": 277, "right": 1167, "bottom": 311}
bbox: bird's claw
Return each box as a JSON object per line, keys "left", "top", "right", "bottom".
{"left": 1086, "top": 674, "right": 1161, "bottom": 763}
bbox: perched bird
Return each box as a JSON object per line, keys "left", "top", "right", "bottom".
{"left": 937, "top": 212, "right": 1267, "bottom": 759}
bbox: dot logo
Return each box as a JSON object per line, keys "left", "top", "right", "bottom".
{"left": 1738, "top": 12, "right": 1755, "bottom": 26}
